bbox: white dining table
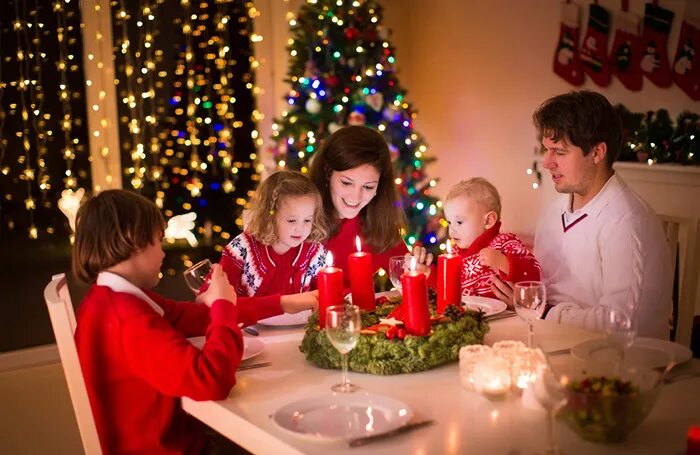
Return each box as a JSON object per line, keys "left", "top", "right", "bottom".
{"left": 182, "top": 316, "right": 700, "bottom": 455}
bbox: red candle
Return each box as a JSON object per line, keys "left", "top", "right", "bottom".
{"left": 401, "top": 257, "right": 431, "bottom": 336}
{"left": 317, "top": 252, "right": 344, "bottom": 328}
{"left": 437, "top": 241, "right": 462, "bottom": 314}
{"left": 348, "top": 236, "right": 375, "bottom": 312}
{"left": 688, "top": 425, "right": 700, "bottom": 455}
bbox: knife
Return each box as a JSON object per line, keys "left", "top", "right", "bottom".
{"left": 348, "top": 419, "right": 434, "bottom": 447}
{"left": 237, "top": 361, "right": 271, "bottom": 371}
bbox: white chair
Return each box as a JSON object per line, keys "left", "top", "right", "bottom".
{"left": 660, "top": 216, "right": 699, "bottom": 348}
{"left": 44, "top": 273, "right": 102, "bottom": 455}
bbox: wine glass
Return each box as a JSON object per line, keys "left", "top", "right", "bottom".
{"left": 388, "top": 255, "right": 431, "bottom": 293}
{"left": 604, "top": 307, "right": 637, "bottom": 374}
{"left": 325, "top": 304, "right": 361, "bottom": 393}
{"left": 183, "top": 259, "right": 213, "bottom": 294}
{"left": 513, "top": 281, "right": 546, "bottom": 348}
{"left": 533, "top": 363, "right": 568, "bottom": 455}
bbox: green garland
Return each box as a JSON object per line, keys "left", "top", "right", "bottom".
{"left": 299, "top": 299, "right": 489, "bottom": 375}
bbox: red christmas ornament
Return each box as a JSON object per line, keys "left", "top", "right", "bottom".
{"left": 325, "top": 74, "right": 340, "bottom": 88}
{"left": 344, "top": 26, "right": 360, "bottom": 41}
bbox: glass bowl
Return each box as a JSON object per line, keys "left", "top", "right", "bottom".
{"left": 558, "top": 360, "right": 662, "bottom": 443}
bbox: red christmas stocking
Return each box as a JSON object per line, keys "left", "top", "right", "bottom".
{"left": 553, "top": 2, "right": 584, "bottom": 86}
{"left": 580, "top": 3, "right": 612, "bottom": 87}
{"left": 609, "top": 10, "right": 643, "bottom": 91}
{"left": 672, "top": 18, "right": 700, "bottom": 100}
{"left": 640, "top": 2, "right": 674, "bottom": 88}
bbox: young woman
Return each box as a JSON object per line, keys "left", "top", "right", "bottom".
{"left": 308, "top": 125, "right": 432, "bottom": 282}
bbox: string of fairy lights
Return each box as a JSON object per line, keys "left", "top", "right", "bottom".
{"left": 1, "top": 0, "right": 262, "bottom": 245}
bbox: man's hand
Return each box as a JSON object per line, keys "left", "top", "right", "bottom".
{"left": 281, "top": 290, "right": 319, "bottom": 314}
{"left": 489, "top": 274, "right": 514, "bottom": 309}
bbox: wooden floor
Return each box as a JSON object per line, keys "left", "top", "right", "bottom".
{"left": 0, "top": 360, "right": 83, "bottom": 454}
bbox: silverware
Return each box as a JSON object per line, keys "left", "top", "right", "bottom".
{"left": 348, "top": 419, "right": 434, "bottom": 447}
{"left": 486, "top": 311, "right": 517, "bottom": 322}
{"left": 545, "top": 348, "right": 571, "bottom": 356}
{"left": 237, "top": 361, "right": 271, "bottom": 371}
{"left": 242, "top": 326, "right": 259, "bottom": 337}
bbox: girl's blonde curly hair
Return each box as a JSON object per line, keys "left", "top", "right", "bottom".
{"left": 244, "top": 170, "right": 328, "bottom": 245}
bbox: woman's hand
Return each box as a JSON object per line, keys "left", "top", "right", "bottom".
{"left": 489, "top": 274, "right": 514, "bottom": 310}
{"left": 408, "top": 245, "right": 434, "bottom": 267}
{"left": 196, "top": 264, "right": 237, "bottom": 307}
{"left": 280, "top": 290, "right": 319, "bottom": 314}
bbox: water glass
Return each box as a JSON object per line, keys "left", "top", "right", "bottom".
{"left": 183, "top": 259, "right": 213, "bottom": 294}
{"left": 513, "top": 281, "right": 546, "bottom": 347}
{"left": 388, "top": 255, "right": 431, "bottom": 292}
{"left": 604, "top": 307, "right": 637, "bottom": 373}
{"left": 325, "top": 304, "right": 361, "bottom": 393}
{"left": 533, "top": 364, "right": 568, "bottom": 454}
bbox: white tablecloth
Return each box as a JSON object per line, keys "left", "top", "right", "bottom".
{"left": 182, "top": 317, "right": 700, "bottom": 454}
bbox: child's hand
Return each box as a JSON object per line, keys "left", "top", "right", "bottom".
{"left": 280, "top": 290, "right": 319, "bottom": 314}
{"left": 479, "top": 248, "right": 508, "bottom": 273}
{"left": 196, "top": 264, "right": 237, "bottom": 307}
{"left": 407, "top": 246, "right": 434, "bottom": 267}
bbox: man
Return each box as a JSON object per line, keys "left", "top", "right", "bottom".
{"left": 492, "top": 90, "right": 671, "bottom": 338}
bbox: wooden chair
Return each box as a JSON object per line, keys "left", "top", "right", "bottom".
{"left": 660, "top": 216, "right": 699, "bottom": 348}
{"left": 44, "top": 274, "right": 102, "bottom": 455}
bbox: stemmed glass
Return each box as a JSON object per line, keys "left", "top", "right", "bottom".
{"left": 325, "top": 304, "right": 361, "bottom": 393}
{"left": 388, "top": 255, "right": 431, "bottom": 293}
{"left": 513, "top": 281, "right": 547, "bottom": 348}
{"left": 605, "top": 307, "right": 637, "bottom": 373}
{"left": 183, "top": 259, "right": 213, "bottom": 294}
{"left": 533, "top": 363, "right": 568, "bottom": 455}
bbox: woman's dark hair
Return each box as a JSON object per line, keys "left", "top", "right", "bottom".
{"left": 308, "top": 126, "right": 405, "bottom": 252}
{"left": 533, "top": 90, "right": 622, "bottom": 167}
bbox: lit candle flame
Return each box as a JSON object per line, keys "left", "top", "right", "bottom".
{"left": 446, "top": 240, "right": 453, "bottom": 255}
{"left": 355, "top": 235, "right": 361, "bottom": 253}
{"left": 325, "top": 251, "right": 334, "bottom": 268}
{"left": 410, "top": 255, "right": 417, "bottom": 272}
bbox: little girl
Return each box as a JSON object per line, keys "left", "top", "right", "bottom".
{"left": 219, "top": 170, "right": 328, "bottom": 297}
{"left": 443, "top": 177, "right": 540, "bottom": 298}
{"left": 73, "top": 189, "right": 242, "bottom": 454}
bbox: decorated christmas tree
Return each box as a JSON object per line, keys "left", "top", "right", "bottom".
{"left": 272, "top": 0, "right": 444, "bottom": 252}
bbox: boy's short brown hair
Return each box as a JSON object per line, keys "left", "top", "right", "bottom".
{"left": 446, "top": 177, "right": 502, "bottom": 220}
{"left": 72, "top": 189, "right": 165, "bottom": 283}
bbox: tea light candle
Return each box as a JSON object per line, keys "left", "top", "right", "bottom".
{"left": 401, "top": 256, "right": 431, "bottom": 336}
{"left": 437, "top": 241, "right": 462, "bottom": 314}
{"left": 472, "top": 355, "right": 511, "bottom": 399}
{"left": 459, "top": 344, "right": 492, "bottom": 391}
{"left": 318, "top": 252, "right": 344, "bottom": 328}
{"left": 348, "top": 236, "right": 375, "bottom": 312}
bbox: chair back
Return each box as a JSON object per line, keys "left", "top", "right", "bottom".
{"left": 44, "top": 274, "right": 102, "bottom": 455}
{"left": 660, "top": 216, "right": 699, "bottom": 348}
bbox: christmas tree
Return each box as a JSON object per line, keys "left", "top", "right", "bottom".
{"left": 272, "top": 0, "right": 444, "bottom": 253}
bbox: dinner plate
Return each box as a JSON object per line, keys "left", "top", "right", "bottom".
{"left": 461, "top": 295, "right": 507, "bottom": 317}
{"left": 572, "top": 337, "right": 692, "bottom": 369}
{"left": 270, "top": 392, "right": 413, "bottom": 442}
{"left": 187, "top": 336, "right": 265, "bottom": 362}
{"left": 257, "top": 309, "right": 312, "bottom": 327}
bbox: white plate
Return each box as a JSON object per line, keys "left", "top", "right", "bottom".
{"left": 344, "top": 290, "right": 401, "bottom": 304}
{"left": 461, "top": 295, "right": 507, "bottom": 317}
{"left": 572, "top": 337, "right": 692, "bottom": 369}
{"left": 270, "top": 392, "right": 413, "bottom": 442}
{"left": 187, "top": 336, "right": 265, "bottom": 362}
{"left": 257, "top": 310, "right": 311, "bottom": 327}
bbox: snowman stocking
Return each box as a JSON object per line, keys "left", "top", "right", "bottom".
{"left": 640, "top": 2, "right": 674, "bottom": 88}
{"left": 672, "top": 18, "right": 700, "bottom": 100}
{"left": 553, "top": 2, "right": 584, "bottom": 86}
{"left": 581, "top": 3, "right": 612, "bottom": 86}
{"left": 609, "top": 6, "right": 643, "bottom": 91}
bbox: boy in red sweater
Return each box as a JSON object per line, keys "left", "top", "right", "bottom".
{"left": 73, "top": 190, "right": 248, "bottom": 454}
{"left": 443, "top": 178, "right": 540, "bottom": 301}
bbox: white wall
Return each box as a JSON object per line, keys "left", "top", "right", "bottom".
{"left": 258, "top": 0, "right": 700, "bottom": 235}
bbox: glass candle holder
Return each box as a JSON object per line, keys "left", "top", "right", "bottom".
{"left": 459, "top": 344, "right": 492, "bottom": 391}
{"left": 472, "top": 354, "right": 511, "bottom": 399}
